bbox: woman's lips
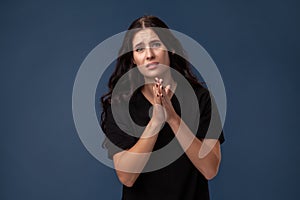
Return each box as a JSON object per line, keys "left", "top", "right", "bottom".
{"left": 146, "top": 62, "right": 159, "bottom": 69}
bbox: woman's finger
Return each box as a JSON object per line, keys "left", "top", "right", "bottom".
{"left": 153, "top": 84, "right": 161, "bottom": 104}
{"left": 159, "top": 85, "right": 163, "bottom": 95}
{"left": 161, "top": 86, "right": 172, "bottom": 107}
{"left": 159, "top": 78, "right": 163, "bottom": 84}
{"left": 165, "top": 85, "right": 171, "bottom": 96}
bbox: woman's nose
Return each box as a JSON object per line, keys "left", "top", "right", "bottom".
{"left": 145, "top": 47, "right": 155, "bottom": 60}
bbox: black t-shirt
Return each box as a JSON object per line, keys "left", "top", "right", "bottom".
{"left": 103, "top": 84, "right": 225, "bottom": 200}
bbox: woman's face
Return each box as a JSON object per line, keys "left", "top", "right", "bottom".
{"left": 132, "top": 28, "right": 170, "bottom": 79}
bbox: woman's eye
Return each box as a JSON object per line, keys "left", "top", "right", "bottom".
{"left": 135, "top": 47, "right": 144, "bottom": 52}
{"left": 151, "top": 42, "right": 161, "bottom": 48}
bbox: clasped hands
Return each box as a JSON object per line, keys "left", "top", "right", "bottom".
{"left": 151, "top": 77, "right": 179, "bottom": 126}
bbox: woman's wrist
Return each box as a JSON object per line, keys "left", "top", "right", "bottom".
{"left": 145, "top": 118, "right": 163, "bottom": 135}
{"left": 150, "top": 118, "right": 164, "bottom": 129}
{"left": 167, "top": 114, "right": 181, "bottom": 127}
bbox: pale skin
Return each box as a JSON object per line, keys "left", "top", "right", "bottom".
{"left": 113, "top": 28, "right": 221, "bottom": 187}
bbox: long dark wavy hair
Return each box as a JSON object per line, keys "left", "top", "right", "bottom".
{"left": 100, "top": 15, "right": 203, "bottom": 134}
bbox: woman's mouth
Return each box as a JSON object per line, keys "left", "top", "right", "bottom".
{"left": 146, "top": 62, "right": 159, "bottom": 69}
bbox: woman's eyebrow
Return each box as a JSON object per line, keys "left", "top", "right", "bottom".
{"left": 150, "top": 39, "right": 161, "bottom": 43}
{"left": 133, "top": 42, "right": 144, "bottom": 48}
{"left": 134, "top": 39, "right": 161, "bottom": 48}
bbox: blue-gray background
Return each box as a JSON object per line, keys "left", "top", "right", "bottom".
{"left": 1, "top": 0, "right": 299, "bottom": 199}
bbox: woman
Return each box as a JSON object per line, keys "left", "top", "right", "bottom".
{"left": 101, "top": 15, "right": 225, "bottom": 200}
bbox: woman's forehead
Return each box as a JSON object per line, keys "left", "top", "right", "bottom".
{"left": 132, "top": 29, "right": 160, "bottom": 46}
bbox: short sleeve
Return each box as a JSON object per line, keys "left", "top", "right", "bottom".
{"left": 103, "top": 105, "right": 138, "bottom": 159}
{"left": 195, "top": 88, "right": 225, "bottom": 144}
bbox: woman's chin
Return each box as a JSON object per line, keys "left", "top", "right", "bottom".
{"left": 139, "top": 68, "right": 170, "bottom": 79}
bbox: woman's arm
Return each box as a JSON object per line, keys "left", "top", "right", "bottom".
{"left": 161, "top": 86, "right": 222, "bottom": 180}
{"left": 168, "top": 116, "right": 221, "bottom": 180}
{"left": 113, "top": 83, "right": 165, "bottom": 187}
{"left": 113, "top": 119, "right": 161, "bottom": 187}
